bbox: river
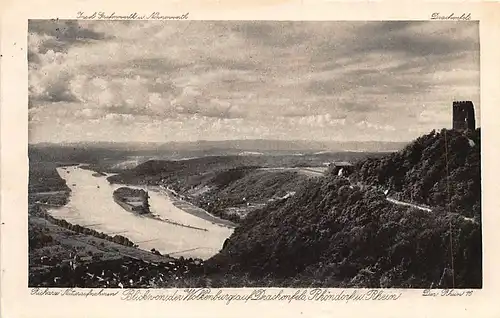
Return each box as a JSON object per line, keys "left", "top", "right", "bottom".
{"left": 47, "top": 165, "right": 234, "bottom": 260}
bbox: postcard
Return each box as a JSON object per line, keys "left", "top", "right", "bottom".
{"left": 1, "top": 1, "right": 500, "bottom": 317}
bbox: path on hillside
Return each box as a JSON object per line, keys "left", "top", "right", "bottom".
{"left": 385, "top": 196, "right": 478, "bottom": 225}
{"left": 257, "top": 167, "right": 327, "bottom": 177}
{"left": 386, "top": 197, "right": 432, "bottom": 212}
{"left": 257, "top": 166, "right": 478, "bottom": 224}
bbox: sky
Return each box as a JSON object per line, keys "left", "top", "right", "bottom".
{"left": 28, "top": 20, "right": 480, "bottom": 143}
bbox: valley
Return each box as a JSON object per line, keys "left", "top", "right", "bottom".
{"left": 28, "top": 129, "right": 482, "bottom": 288}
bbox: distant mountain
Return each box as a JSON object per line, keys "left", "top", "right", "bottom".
{"left": 30, "top": 141, "right": 162, "bottom": 151}
{"left": 157, "top": 139, "right": 406, "bottom": 153}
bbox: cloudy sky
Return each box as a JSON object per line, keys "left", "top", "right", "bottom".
{"left": 28, "top": 20, "right": 480, "bottom": 143}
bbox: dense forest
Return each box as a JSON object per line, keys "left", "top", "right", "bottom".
{"left": 113, "top": 187, "right": 149, "bottom": 201}
{"left": 28, "top": 162, "right": 71, "bottom": 193}
{"left": 206, "top": 129, "right": 482, "bottom": 288}
{"left": 350, "top": 128, "right": 481, "bottom": 219}
{"left": 28, "top": 162, "right": 72, "bottom": 206}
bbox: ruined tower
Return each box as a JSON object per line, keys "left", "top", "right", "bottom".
{"left": 452, "top": 101, "right": 475, "bottom": 131}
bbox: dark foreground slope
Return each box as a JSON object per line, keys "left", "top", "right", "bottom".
{"left": 207, "top": 130, "right": 482, "bottom": 288}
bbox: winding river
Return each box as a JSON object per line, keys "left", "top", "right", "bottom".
{"left": 48, "top": 166, "right": 233, "bottom": 260}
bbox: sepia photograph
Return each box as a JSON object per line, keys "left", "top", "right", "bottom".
{"left": 27, "top": 19, "right": 482, "bottom": 289}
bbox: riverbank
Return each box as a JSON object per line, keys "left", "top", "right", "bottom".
{"left": 45, "top": 166, "right": 233, "bottom": 260}
{"left": 157, "top": 186, "right": 237, "bottom": 228}
{"left": 29, "top": 206, "right": 208, "bottom": 288}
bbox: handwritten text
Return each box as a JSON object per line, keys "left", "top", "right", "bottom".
{"left": 30, "top": 288, "right": 403, "bottom": 305}
{"left": 76, "top": 12, "right": 189, "bottom": 20}
{"left": 431, "top": 13, "right": 472, "bottom": 21}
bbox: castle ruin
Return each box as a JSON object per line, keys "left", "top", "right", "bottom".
{"left": 452, "top": 101, "right": 476, "bottom": 131}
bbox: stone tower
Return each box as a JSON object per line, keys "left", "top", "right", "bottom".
{"left": 452, "top": 101, "right": 475, "bottom": 131}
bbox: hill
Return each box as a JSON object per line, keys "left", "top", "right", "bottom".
{"left": 155, "top": 139, "right": 406, "bottom": 153}
{"left": 106, "top": 152, "right": 383, "bottom": 185}
{"left": 174, "top": 167, "right": 315, "bottom": 223}
{"left": 106, "top": 152, "right": 387, "bottom": 224}
{"left": 350, "top": 128, "right": 481, "bottom": 219}
{"left": 206, "top": 129, "right": 482, "bottom": 288}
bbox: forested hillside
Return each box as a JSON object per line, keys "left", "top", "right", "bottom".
{"left": 350, "top": 128, "right": 481, "bottom": 218}
{"left": 107, "top": 152, "right": 387, "bottom": 186}
{"left": 207, "top": 129, "right": 482, "bottom": 288}
{"left": 185, "top": 168, "right": 312, "bottom": 223}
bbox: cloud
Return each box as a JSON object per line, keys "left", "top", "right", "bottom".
{"left": 28, "top": 20, "right": 108, "bottom": 53}
{"left": 28, "top": 20, "right": 111, "bottom": 105}
{"left": 353, "top": 21, "right": 478, "bottom": 57}
{"left": 28, "top": 21, "right": 480, "bottom": 143}
{"left": 356, "top": 120, "right": 396, "bottom": 132}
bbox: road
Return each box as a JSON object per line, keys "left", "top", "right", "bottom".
{"left": 385, "top": 196, "right": 477, "bottom": 224}
{"left": 257, "top": 166, "right": 477, "bottom": 224}
{"left": 257, "top": 167, "right": 327, "bottom": 177}
{"left": 386, "top": 197, "right": 432, "bottom": 212}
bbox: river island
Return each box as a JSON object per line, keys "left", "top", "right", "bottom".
{"left": 113, "top": 187, "right": 151, "bottom": 215}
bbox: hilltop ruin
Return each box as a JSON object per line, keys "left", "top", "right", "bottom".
{"left": 453, "top": 101, "right": 476, "bottom": 131}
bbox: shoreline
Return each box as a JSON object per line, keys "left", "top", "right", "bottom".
{"left": 117, "top": 183, "right": 233, "bottom": 230}
{"left": 155, "top": 185, "right": 237, "bottom": 229}
{"left": 57, "top": 165, "right": 231, "bottom": 257}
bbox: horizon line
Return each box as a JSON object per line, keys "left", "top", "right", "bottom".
{"left": 28, "top": 139, "right": 412, "bottom": 145}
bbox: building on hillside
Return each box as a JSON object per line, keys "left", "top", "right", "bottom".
{"left": 452, "top": 101, "right": 475, "bottom": 131}
{"left": 329, "top": 162, "right": 354, "bottom": 177}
